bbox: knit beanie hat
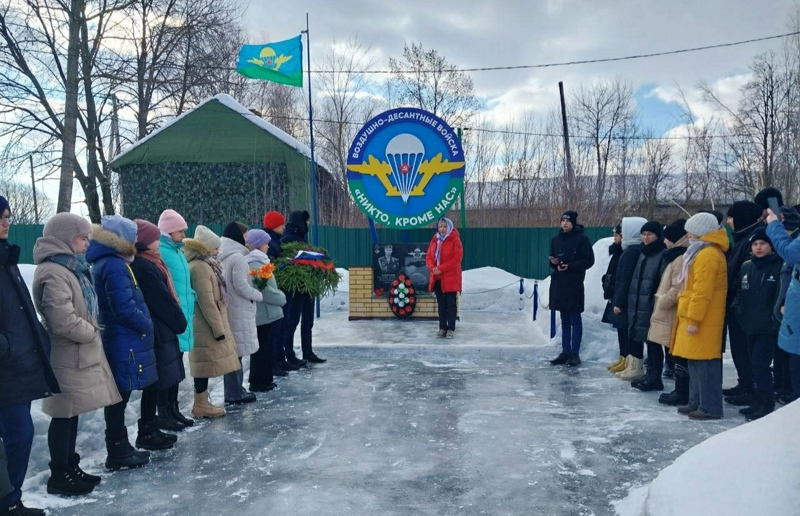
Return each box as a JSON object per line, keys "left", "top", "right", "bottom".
{"left": 0, "top": 195, "right": 9, "bottom": 215}
{"left": 43, "top": 213, "right": 92, "bottom": 253}
{"left": 134, "top": 219, "right": 161, "bottom": 247}
{"left": 749, "top": 227, "right": 772, "bottom": 246}
{"left": 640, "top": 220, "right": 663, "bottom": 240}
{"left": 223, "top": 221, "right": 246, "bottom": 245}
{"left": 685, "top": 213, "right": 720, "bottom": 238}
{"left": 612, "top": 224, "right": 622, "bottom": 236}
{"left": 726, "top": 201, "right": 762, "bottom": 232}
{"left": 263, "top": 211, "right": 285, "bottom": 230}
{"left": 158, "top": 209, "right": 188, "bottom": 235}
{"left": 662, "top": 219, "right": 687, "bottom": 244}
{"left": 101, "top": 215, "right": 137, "bottom": 244}
{"left": 194, "top": 225, "right": 221, "bottom": 250}
{"left": 754, "top": 187, "right": 783, "bottom": 211}
{"left": 246, "top": 229, "right": 271, "bottom": 249}
{"left": 781, "top": 206, "right": 800, "bottom": 231}
{"left": 561, "top": 211, "right": 578, "bottom": 226}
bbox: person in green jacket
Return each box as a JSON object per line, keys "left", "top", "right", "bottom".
{"left": 157, "top": 209, "right": 196, "bottom": 429}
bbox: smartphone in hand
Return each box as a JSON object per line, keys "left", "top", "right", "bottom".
{"left": 768, "top": 196, "right": 781, "bottom": 216}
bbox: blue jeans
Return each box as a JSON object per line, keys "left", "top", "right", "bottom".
{"left": 688, "top": 359, "right": 723, "bottom": 418}
{"left": 0, "top": 402, "right": 33, "bottom": 509}
{"left": 560, "top": 311, "right": 583, "bottom": 354}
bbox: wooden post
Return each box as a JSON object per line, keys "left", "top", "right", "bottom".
{"left": 558, "top": 81, "right": 574, "bottom": 208}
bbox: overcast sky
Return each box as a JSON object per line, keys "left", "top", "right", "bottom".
{"left": 249, "top": 0, "right": 792, "bottom": 133}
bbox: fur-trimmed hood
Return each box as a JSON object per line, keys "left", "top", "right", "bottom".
{"left": 85, "top": 224, "right": 136, "bottom": 263}
{"left": 183, "top": 238, "right": 213, "bottom": 262}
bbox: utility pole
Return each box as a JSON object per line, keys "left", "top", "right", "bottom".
{"left": 30, "top": 155, "right": 39, "bottom": 224}
{"left": 558, "top": 81, "right": 575, "bottom": 208}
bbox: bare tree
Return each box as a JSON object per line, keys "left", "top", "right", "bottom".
{"left": 638, "top": 135, "right": 675, "bottom": 219}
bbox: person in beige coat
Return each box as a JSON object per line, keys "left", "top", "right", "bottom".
{"left": 185, "top": 225, "right": 240, "bottom": 418}
{"left": 647, "top": 221, "right": 691, "bottom": 407}
{"left": 33, "top": 213, "right": 121, "bottom": 496}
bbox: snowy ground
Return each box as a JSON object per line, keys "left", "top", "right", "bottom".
{"left": 14, "top": 240, "right": 796, "bottom": 515}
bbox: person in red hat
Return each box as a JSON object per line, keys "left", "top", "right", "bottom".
{"left": 262, "top": 211, "right": 292, "bottom": 376}
{"left": 262, "top": 211, "right": 286, "bottom": 260}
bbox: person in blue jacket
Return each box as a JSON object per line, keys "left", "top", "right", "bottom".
{"left": 772, "top": 206, "right": 800, "bottom": 404}
{"left": 766, "top": 208, "right": 800, "bottom": 403}
{"left": 86, "top": 215, "right": 156, "bottom": 471}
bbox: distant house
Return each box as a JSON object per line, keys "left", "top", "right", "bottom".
{"left": 110, "top": 93, "right": 337, "bottom": 225}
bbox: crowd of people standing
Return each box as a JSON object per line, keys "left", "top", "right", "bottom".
{"left": 0, "top": 195, "right": 325, "bottom": 515}
{"left": 550, "top": 188, "right": 800, "bottom": 422}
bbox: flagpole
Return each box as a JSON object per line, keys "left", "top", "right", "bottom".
{"left": 302, "top": 13, "right": 321, "bottom": 319}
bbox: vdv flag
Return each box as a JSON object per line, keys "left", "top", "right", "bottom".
{"left": 236, "top": 36, "right": 303, "bottom": 87}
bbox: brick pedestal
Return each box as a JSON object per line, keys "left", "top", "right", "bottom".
{"left": 349, "top": 266, "right": 446, "bottom": 321}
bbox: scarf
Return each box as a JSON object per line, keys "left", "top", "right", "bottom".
{"left": 199, "top": 254, "right": 227, "bottom": 300}
{"left": 48, "top": 253, "right": 99, "bottom": 320}
{"left": 435, "top": 218, "right": 454, "bottom": 266}
{"left": 677, "top": 239, "right": 713, "bottom": 287}
{"left": 138, "top": 249, "right": 179, "bottom": 303}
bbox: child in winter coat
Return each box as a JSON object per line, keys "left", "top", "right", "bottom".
{"left": 731, "top": 228, "right": 783, "bottom": 421}
{"left": 672, "top": 213, "right": 729, "bottom": 421}
{"left": 157, "top": 209, "right": 196, "bottom": 429}
{"left": 219, "top": 222, "right": 263, "bottom": 405}
{"left": 609, "top": 217, "right": 647, "bottom": 376}
{"left": 185, "top": 226, "right": 241, "bottom": 418}
{"left": 245, "top": 230, "right": 286, "bottom": 391}
{"left": 130, "top": 220, "right": 188, "bottom": 449}
{"left": 33, "top": 213, "right": 122, "bottom": 496}
{"left": 426, "top": 217, "right": 464, "bottom": 340}
{"left": 85, "top": 215, "right": 156, "bottom": 469}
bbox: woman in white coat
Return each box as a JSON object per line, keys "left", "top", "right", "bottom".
{"left": 219, "top": 222, "right": 263, "bottom": 405}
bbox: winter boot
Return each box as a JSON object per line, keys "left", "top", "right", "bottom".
{"left": 436, "top": 329, "right": 447, "bottom": 338}
{"left": 46, "top": 462, "right": 95, "bottom": 496}
{"left": 549, "top": 352, "right": 570, "bottom": 365}
{"left": 659, "top": 365, "right": 689, "bottom": 406}
{"left": 633, "top": 371, "right": 664, "bottom": 392}
{"left": 745, "top": 392, "right": 775, "bottom": 421}
{"left": 70, "top": 453, "right": 101, "bottom": 486}
{"left": 725, "top": 391, "right": 755, "bottom": 407}
{"left": 272, "top": 364, "right": 289, "bottom": 377}
{"left": 157, "top": 405, "right": 186, "bottom": 432}
{"left": 618, "top": 358, "right": 644, "bottom": 381}
{"left": 192, "top": 391, "right": 225, "bottom": 418}
{"left": 2, "top": 501, "right": 46, "bottom": 515}
{"left": 135, "top": 420, "right": 175, "bottom": 451}
{"left": 610, "top": 355, "right": 630, "bottom": 373}
{"left": 614, "top": 356, "right": 633, "bottom": 377}
{"left": 607, "top": 356, "right": 625, "bottom": 371}
{"left": 280, "top": 360, "right": 300, "bottom": 371}
{"left": 567, "top": 354, "right": 581, "bottom": 367}
{"left": 722, "top": 383, "right": 748, "bottom": 397}
{"left": 663, "top": 354, "right": 675, "bottom": 379}
{"left": 105, "top": 430, "right": 150, "bottom": 471}
{"left": 170, "top": 401, "right": 195, "bottom": 428}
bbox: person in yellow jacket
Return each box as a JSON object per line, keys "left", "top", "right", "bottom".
{"left": 671, "top": 212, "right": 729, "bottom": 420}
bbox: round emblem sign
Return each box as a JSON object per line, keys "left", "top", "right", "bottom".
{"left": 346, "top": 108, "right": 465, "bottom": 229}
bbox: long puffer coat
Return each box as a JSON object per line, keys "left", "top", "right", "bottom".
{"left": 425, "top": 228, "right": 464, "bottom": 293}
{"left": 610, "top": 217, "right": 647, "bottom": 326}
{"left": 626, "top": 239, "right": 667, "bottom": 342}
{"left": 548, "top": 225, "right": 595, "bottom": 313}
{"left": 219, "top": 237, "right": 263, "bottom": 357}
{"left": 602, "top": 242, "right": 623, "bottom": 300}
{"left": 86, "top": 226, "right": 157, "bottom": 393}
{"left": 184, "top": 239, "right": 241, "bottom": 379}
{"left": 648, "top": 235, "right": 689, "bottom": 347}
{"left": 159, "top": 235, "right": 196, "bottom": 352}
{"left": 671, "top": 229, "right": 730, "bottom": 360}
{"left": 130, "top": 253, "right": 188, "bottom": 390}
{"left": 246, "top": 249, "right": 286, "bottom": 326}
{"left": 33, "top": 237, "right": 121, "bottom": 418}
{"left": 0, "top": 239, "right": 60, "bottom": 408}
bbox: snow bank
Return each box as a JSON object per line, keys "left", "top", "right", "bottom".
{"left": 614, "top": 400, "right": 800, "bottom": 516}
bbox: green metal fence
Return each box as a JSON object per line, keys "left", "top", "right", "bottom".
{"left": 10, "top": 224, "right": 611, "bottom": 279}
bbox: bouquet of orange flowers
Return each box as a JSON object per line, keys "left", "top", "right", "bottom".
{"left": 249, "top": 262, "right": 275, "bottom": 291}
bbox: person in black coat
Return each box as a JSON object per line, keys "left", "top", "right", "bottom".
{"left": 548, "top": 211, "right": 595, "bottom": 367}
{"left": 280, "top": 210, "right": 325, "bottom": 365}
{"left": 602, "top": 225, "right": 626, "bottom": 370}
{"left": 0, "top": 195, "right": 58, "bottom": 516}
{"left": 130, "top": 220, "right": 188, "bottom": 449}
{"left": 722, "top": 200, "right": 764, "bottom": 405}
{"left": 731, "top": 228, "right": 783, "bottom": 420}
{"left": 626, "top": 221, "right": 667, "bottom": 391}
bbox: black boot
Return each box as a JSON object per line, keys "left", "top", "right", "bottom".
{"left": 634, "top": 361, "right": 664, "bottom": 392}
{"left": 722, "top": 383, "right": 748, "bottom": 397}
{"left": 170, "top": 401, "right": 195, "bottom": 428}
{"left": 288, "top": 357, "right": 308, "bottom": 368}
{"left": 739, "top": 398, "right": 761, "bottom": 416}
{"left": 566, "top": 354, "right": 581, "bottom": 367}
{"left": 273, "top": 364, "right": 289, "bottom": 377}
{"left": 280, "top": 360, "right": 300, "bottom": 371}
{"left": 745, "top": 392, "right": 775, "bottom": 421}
{"left": 105, "top": 430, "right": 150, "bottom": 471}
{"left": 135, "top": 420, "right": 175, "bottom": 451}
{"left": 663, "top": 355, "right": 675, "bottom": 379}
{"left": 550, "top": 352, "right": 570, "bottom": 365}
{"left": 158, "top": 405, "right": 186, "bottom": 432}
{"left": 725, "top": 390, "right": 754, "bottom": 406}
{"left": 305, "top": 353, "right": 327, "bottom": 364}
{"left": 46, "top": 462, "right": 95, "bottom": 496}
{"left": 659, "top": 365, "right": 689, "bottom": 405}
{"left": 2, "top": 501, "right": 45, "bottom": 515}
{"left": 70, "top": 453, "right": 101, "bottom": 486}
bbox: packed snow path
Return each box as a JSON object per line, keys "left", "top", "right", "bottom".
{"left": 39, "top": 314, "right": 744, "bottom": 516}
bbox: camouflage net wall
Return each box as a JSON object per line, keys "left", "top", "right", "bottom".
{"left": 118, "top": 162, "right": 291, "bottom": 225}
